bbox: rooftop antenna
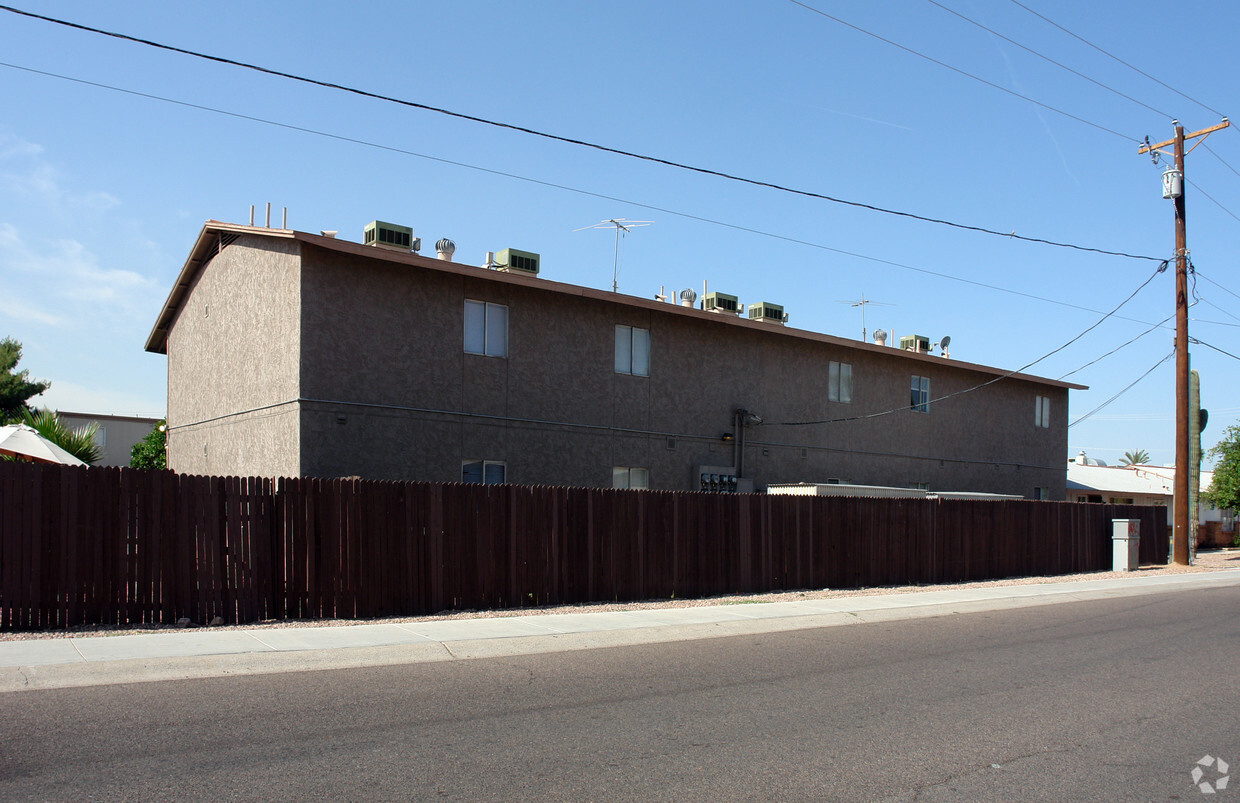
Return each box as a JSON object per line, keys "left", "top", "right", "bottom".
{"left": 574, "top": 218, "right": 652, "bottom": 292}
{"left": 836, "top": 293, "right": 894, "bottom": 341}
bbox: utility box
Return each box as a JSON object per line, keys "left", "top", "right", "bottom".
{"left": 1111, "top": 518, "right": 1140, "bottom": 571}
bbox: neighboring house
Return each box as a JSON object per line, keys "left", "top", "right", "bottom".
{"left": 57, "top": 411, "right": 163, "bottom": 468}
{"left": 144, "top": 219, "right": 1083, "bottom": 497}
{"left": 1066, "top": 452, "right": 1235, "bottom": 542}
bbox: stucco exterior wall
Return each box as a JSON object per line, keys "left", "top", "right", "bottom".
{"left": 293, "top": 243, "right": 1068, "bottom": 497}
{"left": 57, "top": 412, "right": 162, "bottom": 468}
{"left": 165, "top": 235, "right": 301, "bottom": 477}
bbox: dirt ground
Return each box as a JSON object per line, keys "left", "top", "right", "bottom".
{"left": 4, "top": 549, "right": 1237, "bottom": 641}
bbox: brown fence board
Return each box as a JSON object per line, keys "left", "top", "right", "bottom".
{"left": 0, "top": 462, "right": 1176, "bottom": 631}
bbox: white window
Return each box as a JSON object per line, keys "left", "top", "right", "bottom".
{"left": 612, "top": 466, "right": 649, "bottom": 489}
{"left": 1035, "top": 395, "right": 1050, "bottom": 428}
{"left": 1034, "top": 487, "right": 1049, "bottom": 500}
{"left": 464, "top": 300, "right": 508, "bottom": 357}
{"left": 615, "top": 325, "right": 650, "bottom": 376}
{"left": 828, "top": 361, "right": 852, "bottom": 403}
{"left": 910, "top": 376, "right": 930, "bottom": 413}
{"left": 462, "top": 460, "right": 506, "bottom": 485}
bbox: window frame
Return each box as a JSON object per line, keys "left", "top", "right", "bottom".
{"left": 614, "top": 324, "right": 650, "bottom": 377}
{"left": 910, "top": 375, "right": 931, "bottom": 413}
{"left": 1035, "top": 395, "right": 1050, "bottom": 428}
{"left": 828, "top": 361, "right": 852, "bottom": 403}
{"left": 463, "top": 299, "right": 508, "bottom": 358}
{"left": 612, "top": 466, "right": 649, "bottom": 490}
{"left": 461, "top": 459, "right": 506, "bottom": 485}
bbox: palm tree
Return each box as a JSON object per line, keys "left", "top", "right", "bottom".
{"left": 20, "top": 408, "right": 102, "bottom": 465}
{"left": 1120, "top": 449, "right": 1151, "bottom": 466}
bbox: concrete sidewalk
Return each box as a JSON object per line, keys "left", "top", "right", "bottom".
{"left": 4, "top": 568, "right": 1239, "bottom": 693}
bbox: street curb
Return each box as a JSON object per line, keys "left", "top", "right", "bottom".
{"left": 3, "top": 569, "right": 1237, "bottom": 693}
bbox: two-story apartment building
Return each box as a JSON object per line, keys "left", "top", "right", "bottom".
{"left": 145, "top": 220, "right": 1082, "bottom": 497}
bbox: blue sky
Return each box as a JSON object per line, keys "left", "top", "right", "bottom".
{"left": 0, "top": 1, "right": 1236, "bottom": 467}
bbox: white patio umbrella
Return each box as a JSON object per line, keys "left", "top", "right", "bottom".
{"left": 0, "top": 423, "right": 87, "bottom": 466}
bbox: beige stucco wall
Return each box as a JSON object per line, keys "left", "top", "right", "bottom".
{"left": 57, "top": 412, "right": 162, "bottom": 468}
{"left": 165, "top": 235, "right": 301, "bottom": 477}
{"left": 292, "top": 244, "right": 1068, "bottom": 497}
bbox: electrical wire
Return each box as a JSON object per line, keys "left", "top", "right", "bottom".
{"left": 1204, "top": 143, "right": 1240, "bottom": 181}
{"left": 1196, "top": 298, "right": 1240, "bottom": 326}
{"left": 0, "top": 59, "right": 1178, "bottom": 328}
{"left": 1185, "top": 178, "right": 1240, "bottom": 227}
{"left": 786, "top": 0, "right": 1141, "bottom": 144}
{"left": 0, "top": 3, "right": 1163, "bottom": 263}
{"left": 1195, "top": 270, "right": 1240, "bottom": 304}
{"left": 1058, "top": 312, "right": 1175, "bottom": 379}
{"left": 778, "top": 260, "right": 1167, "bottom": 426}
{"left": 1068, "top": 351, "right": 1175, "bottom": 427}
{"left": 1007, "top": 0, "right": 1228, "bottom": 120}
{"left": 1192, "top": 338, "right": 1240, "bottom": 363}
{"left": 925, "top": 0, "right": 1172, "bottom": 120}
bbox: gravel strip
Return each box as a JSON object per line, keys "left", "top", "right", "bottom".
{"left": 4, "top": 549, "right": 1237, "bottom": 641}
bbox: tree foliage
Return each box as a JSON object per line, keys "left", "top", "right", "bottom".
{"left": 0, "top": 337, "right": 50, "bottom": 423}
{"left": 1202, "top": 424, "right": 1240, "bottom": 512}
{"left": 21, "top": 408, "right": 101, "bottom": 465}
{"left": 1120, "top": 449, "right": 1151, "bottom": 466}
{"left": 130, "top": 421, "right": 166, "bottom": 469}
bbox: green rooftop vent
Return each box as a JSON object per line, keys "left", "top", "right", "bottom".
{"left": 363, "top": 220, "right": 415, "bottom": 252}
{"left": 496, "top": 248, "right": 540, "bottom": 276}
{"left": 900, "top": 334, "right": 930, "bottom": 353}
{"left": 747, "top": 302, "right": 787, "bottom": 324}
{"left": 704, "top": 292, "right": 739, "bottom": 314}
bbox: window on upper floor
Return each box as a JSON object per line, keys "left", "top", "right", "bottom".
{"left": 1035, "top": 395, "right": 1050, "bottom": 428}
{"left": 612, "top": 466, "right": 649, "bottom": 490}
{"left": 910, "top": 375, "right": 930, "bottom": 413}
{"left": 615, "top": 325, "right": 650, "bottom": 376}
{"left": 464, "top": 300, "right": 508, "bottom": 358}
{"left": 828, "top": 361, "right": 852, "bottom": 403}
{"left": 462, "top": 459, "right": 506, "bottom": 485}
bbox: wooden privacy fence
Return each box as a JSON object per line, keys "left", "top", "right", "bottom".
{"left": 0, "top": 461, "right": 1168, "bottom": 631}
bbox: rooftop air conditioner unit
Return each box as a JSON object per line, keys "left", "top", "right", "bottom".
{"left": 900, "top": 334, "right": 930, "bottom": 353}
{"left": 495, "top": 248, "right": 540, "bottom": 276}
{"left": 363, "top": 220, "right": 414, "bottom": 252}
{"left": 747, "top": 302, "right": 787, "bottom": 324}
{"left": 703, "top": 292, "right": 739, "bottom": 314}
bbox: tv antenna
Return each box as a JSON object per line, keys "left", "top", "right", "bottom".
{"left": 574, "top": 218, "right": 652, "bottom": 292}
{"left": 836, "top": 293, "right": 893, "bottom": 341}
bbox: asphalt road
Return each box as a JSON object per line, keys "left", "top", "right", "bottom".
{"left": 3, "top": 586, "right": 1238, "bottom": 801}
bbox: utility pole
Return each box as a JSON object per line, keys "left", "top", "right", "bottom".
{"left": 1139, "top": 118, "right": 1229, "bottom": 565}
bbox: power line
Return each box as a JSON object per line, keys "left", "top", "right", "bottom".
{"left": 1007, "top": 0, "right": 1228, "bottom": 120}
{"left": 1203, "top": 143, "right": 1240, "bottom": 181}
{"left": 1192, "top": 338, "right": 1240, "bottom": 363}
{"left": 1185, "top": 178, "right": 1240, "bottom": 227}
{"left": 1058, "top": 312, "right": 1174, "bottom": 379}
{"left": 1195, "top": 270, "right": 1240, "bottom": 303}
{"left": 1069, "top": 351, "right": 1175, "bottom": 427}
{"left": 778, "top": 260, "right": 1167, "bottom": 426}
{"left": 0, "top": 3, "right": 1163, "bottom": 264}
{"left": 925, "top": 0, "right": 1171, "bottom": 120}
{"left": 0, "top": 59, "right": 1178, "bottom": 328}
{"left": 786, "top": 0, "right": 1141, "bottom": 144}
{"left": 1196, "top": 298, "right": 1240, "bottom": 326}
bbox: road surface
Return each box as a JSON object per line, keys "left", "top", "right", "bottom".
{"left": 3, "top": 585, "right": 1237, "bottom": 800}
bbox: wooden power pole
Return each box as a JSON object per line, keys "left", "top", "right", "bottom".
{"left": 1139, "top": 118, "right": 1229, "bottom": 565}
